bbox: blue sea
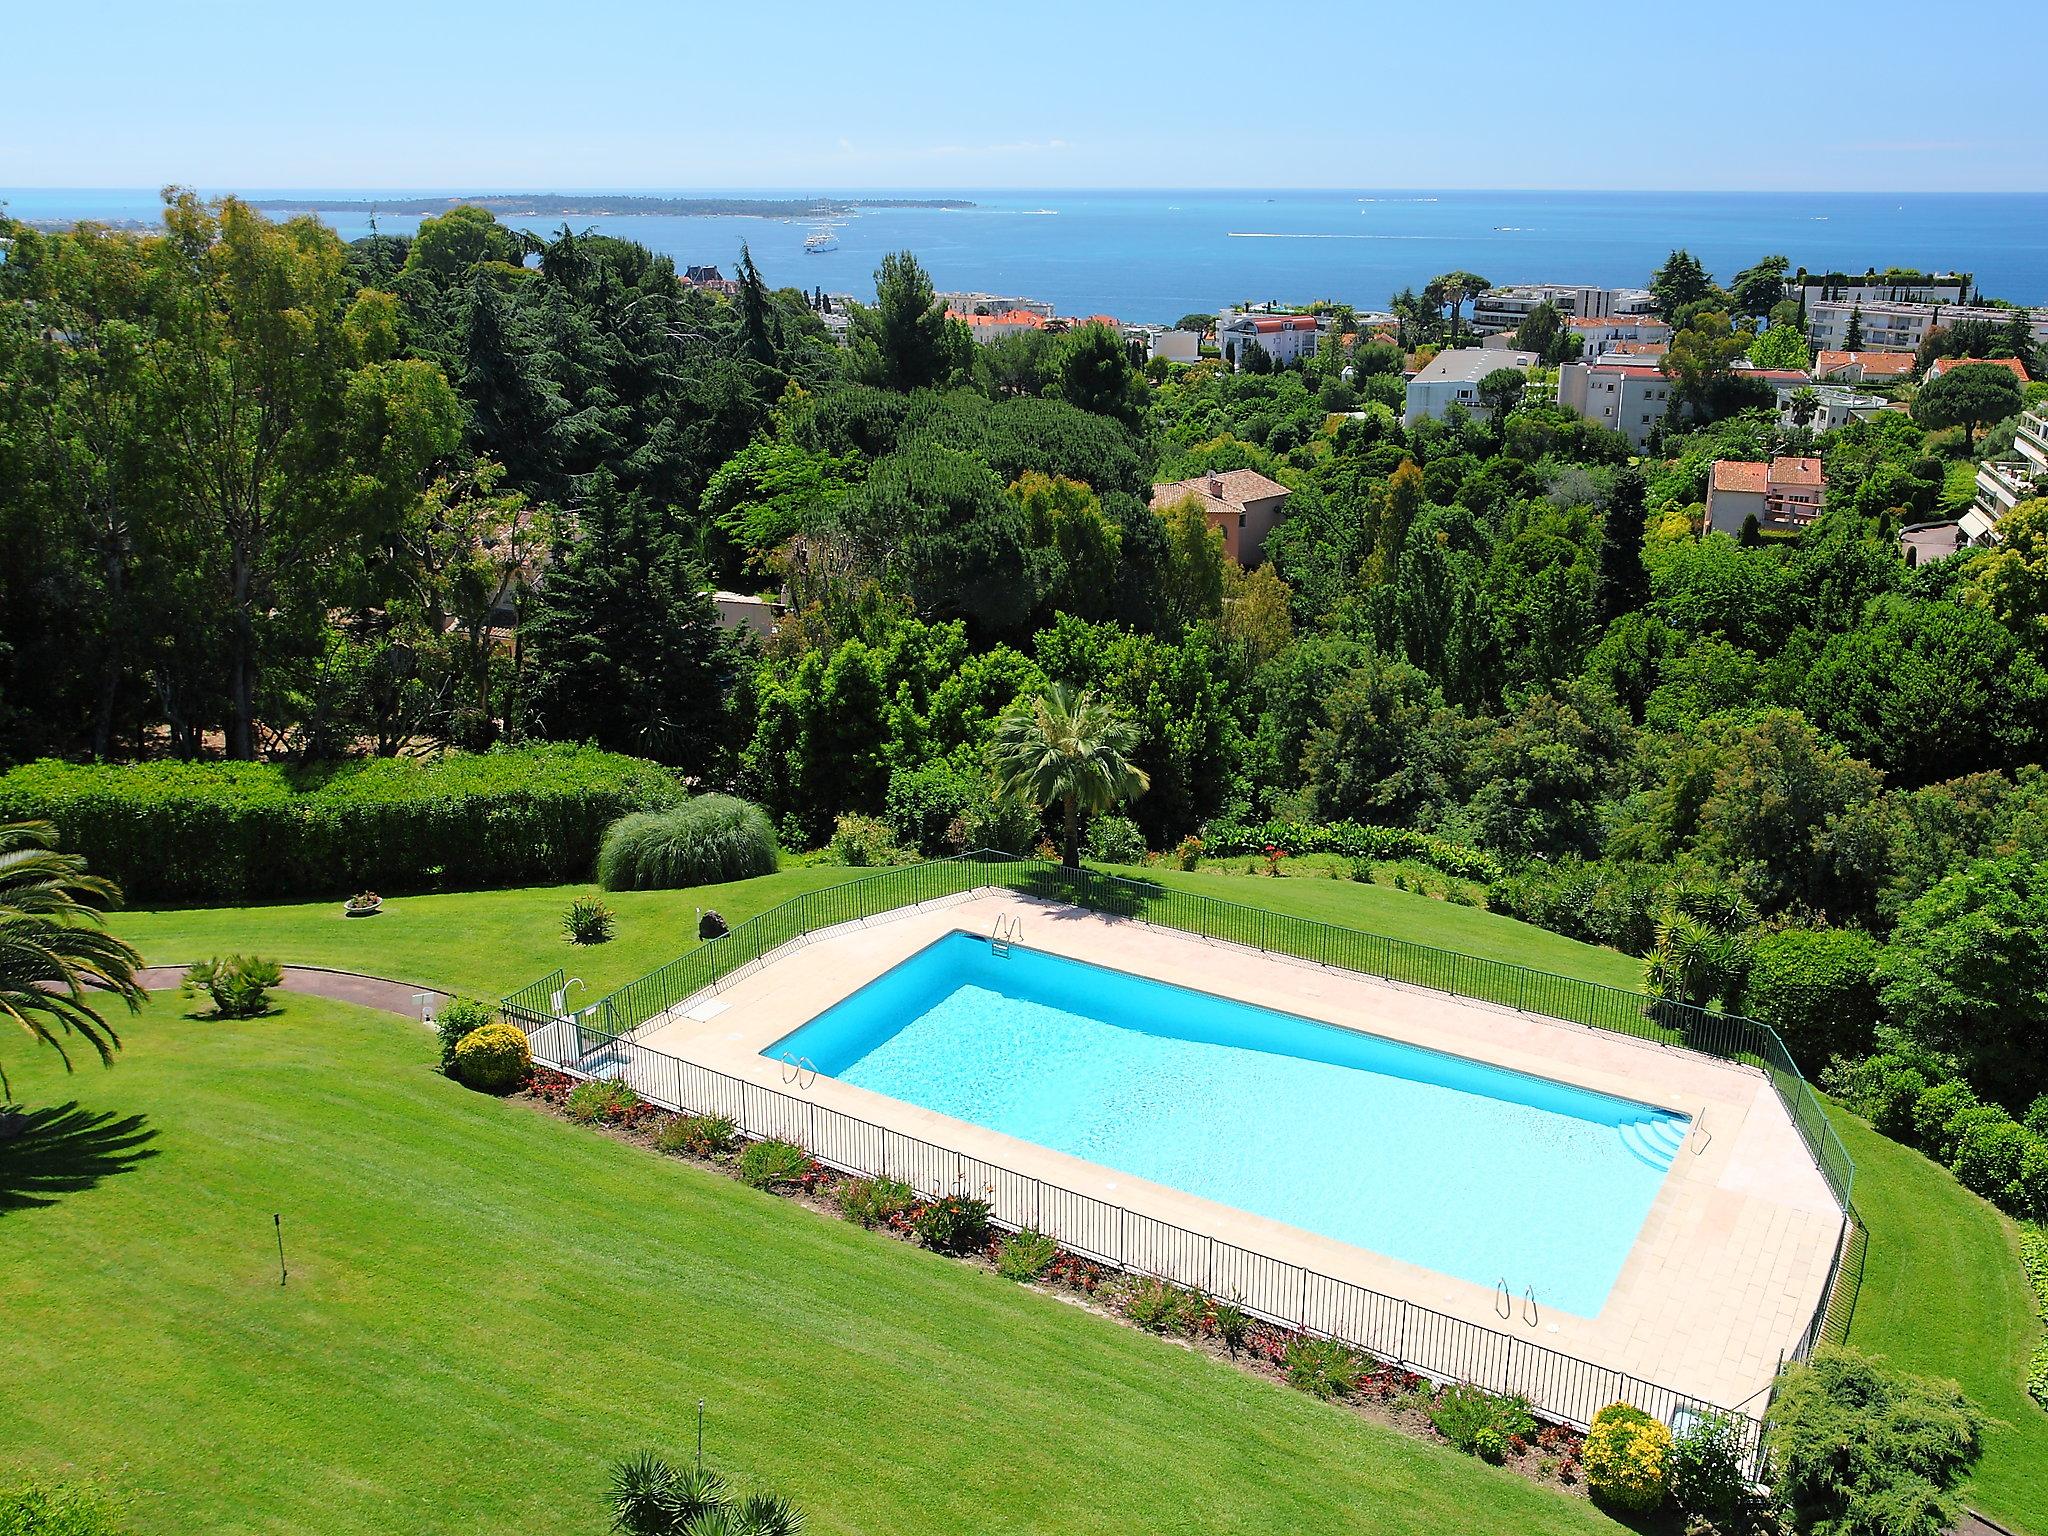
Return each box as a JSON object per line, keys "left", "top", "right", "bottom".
{"left": 7, "top": 186, "right": 2046, "bottom": 320}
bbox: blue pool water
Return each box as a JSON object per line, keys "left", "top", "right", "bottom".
{"left": 766, "top": 934, "right": 1687, "bottom": 1317}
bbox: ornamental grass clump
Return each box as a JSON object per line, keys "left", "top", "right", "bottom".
{"left": 735, "top": 1138, "right": 812, "bottom": 1190}
{"left": 837, "top": 1175, "right": 917, "bottom": 1229}
{"left": 654, "top": 1113, "right": 738, "bottom": 1159}
{"left": 1582, "top": 1401, "right": 1672, "bottom": 1513}
{"left": 180, "top": 955, "right": 283, "bottom": 1018}
{"left": 1283, "top": 1336, "right": 1365, "bottom": 1399}
{"left": 994, "top": 1228, "right": 1060, "bottom": 1283}
{"left": 597, "top": 795, "right": 778, "bottom": 891}
{"left": 1429, "top": 1382, "right": 1537, "bottom": 1460}
{"left": 911, "top": 1193, "right": 991, "bottom": 1253}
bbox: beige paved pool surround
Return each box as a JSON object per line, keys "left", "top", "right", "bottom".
{"left": 635, "top": 892, "right": 1842, "bottom": 1413}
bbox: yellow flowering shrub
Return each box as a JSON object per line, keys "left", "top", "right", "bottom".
{"left": 452, "top": 1021, "right": 532, "bottom": 1094}
{"left": 1583, "top": 1401, "right": 1671, "bottom": 1512}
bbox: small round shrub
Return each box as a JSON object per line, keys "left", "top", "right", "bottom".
{"left": 597, "top": 796, "right": 778, "bottom": 891}
{"left": 181, "top": 954, "right": 284, "bottom": 1018}
{"left": 736, "top": 1138, "right": 812, "bottom": 1189}
{"left": 1912, "top": 1079, "right": 1980, "bottom": 1160}
{"left": 1473, "top": 1425, "right": 1508, "bottom": 1464}
{"left": 911, "top": 1193, "right": 991, "bottom": 1253}
{"left": 994, "top": 1228, "right": 1060, "bottom": 1283}
{"left": 1583, "top": 1402, "right": 1671, "bottom": 1513}
{"left": 1123, "top": 1278, "right": 1203, "bottom": 1335}
{"left": 828, "top": 812, "right": 901, "bottom": 868}
{"left": 655, "top": 1113, "right": 738, "bottom": 1159}
{"left": 435, "top": 995, "right": 497, "bottom": 1074}
{"left": 1084, "top": 813, "right": 1146, "bottom": 865}
{"left": 452, "top": 1022, "right": 532, "bottom": 1093}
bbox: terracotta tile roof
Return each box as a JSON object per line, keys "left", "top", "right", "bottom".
{"left": 950, "top": 308, "right": 1048, "bottom": 329}
{"left": 1711, "top": 457, "right": 1824, "bottom": 494}
{"left": 1735, "top": 367, "right": 1813, "bottom": 384}
{"left": 1711, "top": 461, "right": 1769, "bottom": 493}
{"left": 1925, "top": 355, "right": 2031, "bottom": 383}
{"left": 1564, "top": 314, "right": 1671, "bottom": 331}
{"left": 1150, "top": 469, "right": 1292, "bottom": 511}
{"left": 1604, "top": 340, "right": 1668, "bottom": 356}
{"left": 1815, "top": 350, "right": 1915, "bottom": 378}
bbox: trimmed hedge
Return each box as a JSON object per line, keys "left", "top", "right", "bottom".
{"left": 1201, "top": 817, "right": 1502, "bottom": 883}
{"left": 0, "top": 745, "right": 682, "bottom": 902}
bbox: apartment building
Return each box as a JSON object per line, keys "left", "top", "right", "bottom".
{"left": 1968, "top": 406, "right": 2048, "bottom": 544}
{"left": 1803, "top": 298, "right": 2048, "bottom": 354}
{"left": 1405, "top": 347, "right": 1538, "bottom": 425}
{"left": 1469, "top": 283, "right": 1656, "bottom": 335}
{"left": 1791, "top": 270, "right": 1971, "bottom": 308}
{"left": 1556, "top": 360, "right": 1674, "bottom": 448}
{"left": 1217, "top": 310, "right": 1319, "bottom": 369}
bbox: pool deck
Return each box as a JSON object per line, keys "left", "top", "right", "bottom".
{"left": 633, "top": 891, "right": 1843, "bottom": 1415}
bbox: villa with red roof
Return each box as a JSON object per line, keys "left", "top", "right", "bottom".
{"left": 1149, "top": 468, "right": 1293, "bottom": 564}
{"left": 1217, "top": 310, "right": 1319, "bottom": 370}
{"left": 1813, "top": 350, "right": 1916, "bottom": 384}
{"left": 1924, "top": 355, "right": 2032, "bottom": 385}
{"left": 1706, "top": 456, "right": 1825, "bottom": 536}
{"left": 948, "top": 308, "right": 1050, "bottom": 342}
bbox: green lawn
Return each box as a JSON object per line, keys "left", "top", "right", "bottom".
{"left": 1108, "top": 864, "right": 1649, "bottom": 992}
{"left": 113, "top": 859, "right": 1645, "bottom": 1008}
{"left": 111, "top": 865, "right": 868, "bottom": 1001}
{"left": 1829, "top": 1103, "right": 2048, "bottom": 1534}
{"left": 0, "top": 995, "right": 1622, "bottom": 1536}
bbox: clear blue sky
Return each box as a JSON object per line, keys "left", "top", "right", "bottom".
{"left": 8, "top": 0, "right": 2044, "bottom": 192}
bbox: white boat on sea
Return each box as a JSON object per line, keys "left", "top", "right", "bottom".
{"left": 803, "top": 228, "right": 839, "bottom": 254}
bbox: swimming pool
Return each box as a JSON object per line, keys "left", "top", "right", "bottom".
{"left": 765, "top": 932, "right": 1688, "bottom": 1316}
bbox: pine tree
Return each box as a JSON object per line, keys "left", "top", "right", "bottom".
{"left": 1844, "top": 306, "right": 1864, "bottom": 350}
{"left": 521, "top": 472, "right": 737, "bottom": 774}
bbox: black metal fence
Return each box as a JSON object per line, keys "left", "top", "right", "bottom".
{"left": 501, "top": 851, "right": 1862, "bottom": 1461}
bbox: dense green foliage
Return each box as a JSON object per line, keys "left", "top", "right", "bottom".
{"left": 597, "top": 796, "right": 779, "bottom": 890}
{"left": 0, "top": 746, "right": 678, "bottom": 901}
{"left": 1765, "top": 1347, "right": 1982, "bottom": 1536}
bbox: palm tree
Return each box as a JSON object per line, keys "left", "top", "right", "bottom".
{"left": 988, "top": 684, "right": 1150, "bottom": 868}
{"left": 608, "top": 1454, "right": 803, "bottom": 1536}
{"left": 1, "top": 821, "right": 144, "bottom": 1099}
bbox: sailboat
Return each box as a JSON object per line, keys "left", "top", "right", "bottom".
{"left": 804, "top": 226, "right": 839, "bottom": 254}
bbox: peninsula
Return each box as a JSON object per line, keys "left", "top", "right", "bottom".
{"left": 244, "top": 193, "right": 973, "bottom": 217}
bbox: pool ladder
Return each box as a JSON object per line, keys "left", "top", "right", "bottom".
{"left": 1496, "top": 1277, "right": 1540, "bottom": 1328}
{"left": 779, "top": 1051, "right": 818, "bottom": 1091}
{"left": 991, "top": 913, "right": 1023, "bottom": 958}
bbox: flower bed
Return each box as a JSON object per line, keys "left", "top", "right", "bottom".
{"left": 513, "top": 1065, "right": 1594, "bottom": 1495}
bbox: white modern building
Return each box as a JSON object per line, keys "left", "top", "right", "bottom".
{"left": 1802, "top": 298, "right": 2048, "bottom": 355}
{"left": 1469, "top": 283, "right": 1656, "bottom": 335}
{"left": 938, "top": 292, "right": 1057, "bottom": 320}
{"left": 1147, "top": 328, "right": 1202, "bottom": 364}
{"left": 1778, "top": 383, "right": 1890, "bottom": 433}
{"left": 1968, "top": 406, "right": 2048, "bottom": 544}
{"left": 1217, "top": 310, "right": 1319, "bottom": 369}
{"left": 1556, "top": 360, "right": 1674, "bottom": 448}
{"left": 1564, "top": 315, "right": 1673, "bottom": 355}
{"left": 1404, "top": 347, "right": 1538, "bottom": 425}
{"left": 1791, "top": 270, "right": 1971, "bottom": 309}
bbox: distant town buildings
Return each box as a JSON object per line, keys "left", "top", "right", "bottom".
{"left": 949, "top": 307, "right": 1051, "bottom": 341}
{"left": 1705, "top": 457, "right": 1825, "bottom": 536}
{"left": 1564, "top": 314, "right": 1673, "bottom": 356}
{"left": 1404, "top": 347, "right": 1538, "bottom": 425}
{"left": 1555, "top": 360, "right": 1674, "bottom": 448}
{"left": 1150, "top": 469, "right": 1293, "bottom": 564}
{"left": 937, "top": 292, "right": 1057, "bottom": 320}
{"left": 1469, "top": 283, "right": 1656, "bottom": 335}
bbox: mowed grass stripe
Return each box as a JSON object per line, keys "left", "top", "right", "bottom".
{"left": 0, "top": 995, "right": 1618, "bottom": 1536}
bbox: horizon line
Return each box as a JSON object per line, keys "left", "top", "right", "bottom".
{"left": 7, "top": 184, "right": 2048, "bottom": 198}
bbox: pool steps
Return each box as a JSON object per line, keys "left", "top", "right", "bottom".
{"left": 1615, "top": 1113, "right": 1688, "bottom": 1171}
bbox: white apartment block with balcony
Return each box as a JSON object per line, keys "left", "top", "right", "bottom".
{"left": 1802, "top": 298, "right": 2048, "bottom": 354}
{"left": 1556, "top": 361, "right": 1675, "bottom": 448}
{"left": 1217, "top": 310, "right": 1319, "bottom": 369}
{"left": 1777, "top": 383, "right": 1890, "bottom": 433}
{"left": 1791, "top": 271, "right": 1971, "bottom": 309}
{"left": 1469, "top": 284, "right": 1656, "bottom": 335}
{"left": 1968, "top": 407, "right": 2048, "bottom": 544}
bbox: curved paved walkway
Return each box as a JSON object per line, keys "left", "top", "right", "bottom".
{"left": 138, "top": 965, "right": 449, "bottom": 1020}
